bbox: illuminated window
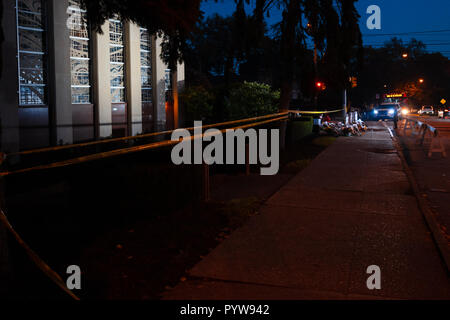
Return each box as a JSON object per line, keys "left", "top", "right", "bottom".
{"left": 140, "top": 28, "right": 152, "bottom": 103}
{"left": 109, "top": 19, "right": 125, "bottom": 103}
{"left": 16, "top": 0, "right": 47, "bottom": 105}
{"left": 165, "top": 69, "right": 172, "bottom": 91}
{"left": 68, "top": 0, "right": 91, "bottom": 104}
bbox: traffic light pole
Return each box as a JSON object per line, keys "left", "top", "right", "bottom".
{"left": 314, "top": 43, "right": 318, "bottom": 108}
{"left": 343, "top": 89, "right": 348, "bottom": 123}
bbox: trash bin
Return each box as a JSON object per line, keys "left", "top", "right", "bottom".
{"left": 313, "top": 116, "right": 322, "bottom": 133}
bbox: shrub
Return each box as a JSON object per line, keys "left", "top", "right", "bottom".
{"left": 226, "top": 81, "right": 280, "bottom": 120}
{"left": 180, "top": 86, "right": 214, "bottom": 123}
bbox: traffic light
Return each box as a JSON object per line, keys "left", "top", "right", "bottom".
{"left": 315, "top": 81, "right": 326, "bottom": 91}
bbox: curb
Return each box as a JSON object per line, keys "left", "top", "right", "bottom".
{"left": 387, "top": 126, "right": 450, "bottom": 274}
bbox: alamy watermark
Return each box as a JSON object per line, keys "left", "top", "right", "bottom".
{"left": 366, "top": 5, "right": 381, "bottom": 30}
{"left": 66, "top": 265, "right": 81, "bottom": 290}
{"left": 170, "top": 121, "right": 280, "bottom": 176}
{"left": 366, "top": 265, "right": 381, "bottom": 290}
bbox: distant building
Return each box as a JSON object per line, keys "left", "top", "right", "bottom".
{"left": 0, "top": 0, "right": 185, "bottom": 152}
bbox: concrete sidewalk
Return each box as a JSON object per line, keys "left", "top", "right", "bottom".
{"left": 164, "top": 122, "right": 450, "bottom": 300}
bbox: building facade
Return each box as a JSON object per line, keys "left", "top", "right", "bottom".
{"left": 0, "top": 0, "right": 185, "bottom": 152}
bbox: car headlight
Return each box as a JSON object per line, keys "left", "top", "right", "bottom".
{"left": 401, "top": 109, "right": 408, "bottom": 115}
{"left": 388, "top": 109, "right": 395, "bottom": 115}
{"left": 374, "top": 110, "right": 378, "bottom": 115}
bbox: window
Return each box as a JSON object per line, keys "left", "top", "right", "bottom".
{"left": 68, "top": 0, "right": 91, "bottom": 104}
{"left": 16, "top": 0, "right": 47, "bottom": 105}
{"left": 109, "top": 19, "right": 125, "bottom": 103}
{"left": 140, "top": 28, "right": 152, "bottom": 104}
{"left": 165, "top": 69, "right": 172, "bottom": 92}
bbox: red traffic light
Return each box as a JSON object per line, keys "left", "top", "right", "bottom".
{"left": 315, "top": 81, "right": 326, "bottom": 90}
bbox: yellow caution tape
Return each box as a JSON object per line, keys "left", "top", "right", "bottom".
{"left": 288, "top": 109, "right": 344, "bottom": 115}
{"left": 0, "top": 209, "right": 80, "bottom": 300}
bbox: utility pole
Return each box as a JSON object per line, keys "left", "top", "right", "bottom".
{"left": 314, "top": 43, "right": 318, "bottom": 108}
{"left": 343, "top": 88, "right": 347, "bottom": 122}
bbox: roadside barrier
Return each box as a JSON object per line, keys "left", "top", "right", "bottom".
{"left": 401, "top": 117, "right": 449, "bottom": 158}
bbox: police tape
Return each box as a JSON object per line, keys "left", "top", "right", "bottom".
{"left": 288, "top": 109, "right": 344, "bottom": 115}
{"left": 0, "top": 208, "right": 80, "bottom": 300}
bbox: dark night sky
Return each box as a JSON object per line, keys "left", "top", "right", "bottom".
{"left": 201, "top": 0, "right": 450, "bottom": 57}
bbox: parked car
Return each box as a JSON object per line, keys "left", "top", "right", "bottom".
{"left": 418, "top": 106, "right": 434, "bottom": 115}
{"left": 409, "top": 106, "right": 419, "bottom": 114}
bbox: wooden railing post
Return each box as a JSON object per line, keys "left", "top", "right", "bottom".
{"left": 202, "top": 162, "right": 210, "bottom": 201}
{"left": 245, "top": 143, "right": 250, "bottom": 176}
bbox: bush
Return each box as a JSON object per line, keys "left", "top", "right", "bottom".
{"left": 288, "top": 117, "right": 313, "bottom": 142}
{"left": 180, "top": 86, "right": 214, "bottom": 123}
{"left": 225, "top": 81, "right": 280, "bottom": 120}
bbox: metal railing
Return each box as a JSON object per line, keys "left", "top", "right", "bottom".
{"left": 0, "top": 108, "right": 342, "bottom": 299}
{"left": 0, "top": 112, "right": 291, "bottom": 300}
{"left": 4, "top": 113, "right": 289, "bottom": 159}
{"left": 0, "top": 113, "right": 289, "bottom": 177}
{"left": 402, "top": 116, "right": 450, "bottom": 157}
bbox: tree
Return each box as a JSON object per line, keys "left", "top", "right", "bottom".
{"left": 79, "top": 0, "right": 203, "bottom": 128}
{"left": 0, "top": 0, "right": 4, "bottom": 77}
{"left": 226, "top": 81, "right": 280, "bottom": 120}
{"left": 253, "top": 0, "right": 362, "bottom": 148}
{"left": 350, "top": 38, "right": 450, "bottom": 108}
{"left": 181, "top": 86, "right": 215, "bottom": 123}
{"left": 253, "top": 0, "right": 361, "bottom": 109}
{"left": 184, "top": 14, "right": 239, "bottom": 86}
{"left": 183, "top": 2, "right": 275, "bottom": 120}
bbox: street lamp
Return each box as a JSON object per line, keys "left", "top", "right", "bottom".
{"left": 402, "top": 53, "right": 408, "bottom": 59}
{"left": 419, "top": 78, "right": 424, "bottom": 84}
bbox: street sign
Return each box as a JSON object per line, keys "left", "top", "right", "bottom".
{"left": 441, "top": 99, "right": 446, "bottom": 105}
